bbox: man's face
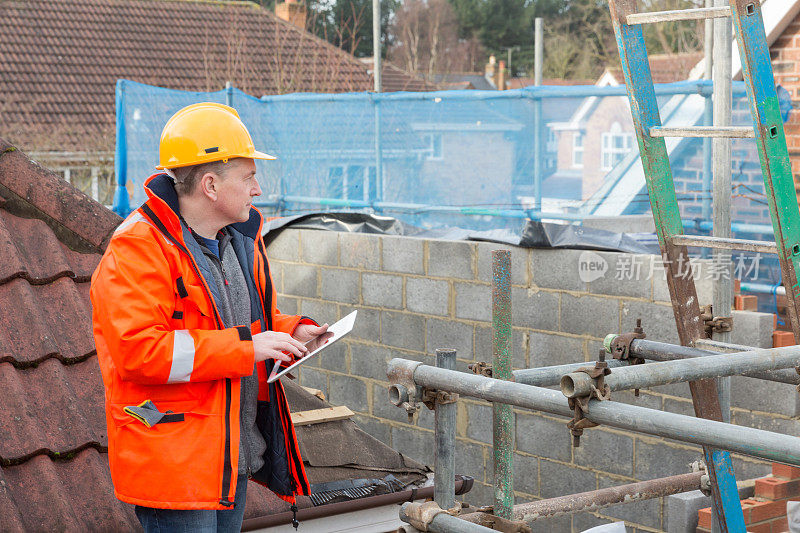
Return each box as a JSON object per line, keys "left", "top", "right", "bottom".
{"left": 213, "top": 158, "right": 261, "bottom": 224}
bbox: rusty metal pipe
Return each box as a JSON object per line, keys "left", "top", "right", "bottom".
{"left": 562, "top": 342, "right": 800, "bottom": 398}
{"left": 511, "top": 471, "right": 703, "bottom": 523}
{"left": 387, "top": 358, "right": 800, "bottom": 466}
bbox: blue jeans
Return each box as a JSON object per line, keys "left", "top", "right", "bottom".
{"left": 134, "top": 476, "right": 248, "bottom": 533}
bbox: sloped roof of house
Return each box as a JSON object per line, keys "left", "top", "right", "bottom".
{"left": 0, "top": 0, "right": 373, "bottom": 154}
{"left": 0, "top": 139, "right": 429, "bottom": 530}
{"left": 432, "top": 73, "right": 497, "bottom": 91}
{"left": 507, "top": 78, "right": 594, "bottom": 89}
{"left": 381, "top": 63, "right": 441, "bottom": 92}
{"left": 605, "top": 52, "right": 704, "bottom": 84}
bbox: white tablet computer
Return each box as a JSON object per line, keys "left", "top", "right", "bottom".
{"left": 267, "top": 310, "right": 358, "bottom": 383}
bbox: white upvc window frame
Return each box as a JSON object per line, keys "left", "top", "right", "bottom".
{"left": 572, "top": 132, "right": 584, "bottom": 168}
{"left": 601, "top": 122, "right": 634, "bottom": 171}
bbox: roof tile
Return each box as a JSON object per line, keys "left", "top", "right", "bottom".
{"left": 0, "top": 450, "right": 138, "bottom": 531}
{"left": 0, "top": 0, "right": 373, "bottom": 152}
{"left": 0, "top": 277, "right": 94, "bottom": 365}
{"left": 0, "top": 358, "right": 106, "bottom": 460}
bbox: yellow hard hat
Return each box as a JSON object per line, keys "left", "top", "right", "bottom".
{"left": 156, "top": 102, "right": 276, "bottom": 170}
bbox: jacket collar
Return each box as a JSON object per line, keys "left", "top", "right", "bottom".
{"left": 143, "top": 173, "right": 264, "bottom": 240}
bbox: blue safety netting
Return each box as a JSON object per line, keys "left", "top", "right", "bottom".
{"left": 116, "top": 78, "right": 787, "bottom": 309}
{"left": 114, "top": 78, "right": 772, "bottom": 233}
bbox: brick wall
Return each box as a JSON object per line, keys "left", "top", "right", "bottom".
{"left": 770, "top": 17, "right": 800, "bottom": 195}
{"left": 697, "top": 464, "right": 800, "bottom": 533}
{"left": 267, "top": 229, "right": 794, "bottom": 533}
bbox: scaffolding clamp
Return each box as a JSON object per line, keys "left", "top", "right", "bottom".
{"left": 421, "top": 388, "right": 459, "bottom": 411}
{"left": 459, "top": 508, "right": 533, "bottom": 533}
{"left": 700, "top": 305, "right": 733, "bottom": 336}
{"left": 607, "top": 318, "right": 646, "bottom": 361}
{"left": 566, "top": 354, "right": 612, "bottom": 447}
{"left": 468, "top": 361, "right": 493, "bottom": 377}
{"left": 402, "top": 500, "right": 461, "bottom": 531}
{"left": 387, "top": 359, "right": 424, "bottom": 420}
{"left": 691, "top": 461, "right": 712, "bottom": 496}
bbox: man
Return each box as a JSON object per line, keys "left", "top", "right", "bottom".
{"left": 91, "top": 102, "right": 328, "bottom": 532}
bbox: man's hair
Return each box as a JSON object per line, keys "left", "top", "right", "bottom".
{"left": 171, "top": 160, "right": 229, "bottom": 196}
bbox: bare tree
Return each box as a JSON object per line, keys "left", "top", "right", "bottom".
{"left": 388, "top": 0, "right": 482, "bottom": 77}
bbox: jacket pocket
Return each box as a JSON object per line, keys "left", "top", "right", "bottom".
{"left": 109, "top": 402, "right": 225, "bottom": 505}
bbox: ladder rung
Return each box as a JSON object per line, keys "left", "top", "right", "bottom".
{"left": 671, "top": 235, "right": 777, "bottom": 254}
{"left": 650, "top": 126, "right": 755, "bottom": 138}
{"left": 626, "top": 6, "right": 731, "bottom": 25}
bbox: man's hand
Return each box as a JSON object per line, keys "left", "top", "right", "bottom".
{"left": 294, "top": 323, "right": 332, "bottom": 353}
{"left": 293, "top": 323, "right": 329, "bottom": 343}
{"left": 252, "top": 331, "right": 308, "bottom": 363}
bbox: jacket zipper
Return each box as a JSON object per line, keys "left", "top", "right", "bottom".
{"left": 140, "top": 204, "right": 235, "bottom": 507}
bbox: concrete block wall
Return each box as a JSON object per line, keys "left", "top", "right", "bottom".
{"left": 267, "top": 228, "right": 786, "bottom": 533}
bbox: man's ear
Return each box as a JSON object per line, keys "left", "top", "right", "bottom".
{"left": 199, "top": 172, "right": 219, "bottom": 201}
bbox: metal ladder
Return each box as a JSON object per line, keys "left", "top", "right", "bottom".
{"left": 607, "top": 1, "right": 800, "bottom": 530}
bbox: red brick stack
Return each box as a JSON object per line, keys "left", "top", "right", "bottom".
{"left": 697, "top": 464, "right": 800, "bottom": 532}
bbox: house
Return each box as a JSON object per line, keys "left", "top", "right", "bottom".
{"left": 585, "top": 0, "right": 800, "bottom": 221}
{"left": 0, "top": 0, "right": 374, "bottom": 206}
{"left": 549, "top": 53, "right": 703, "bottom": 201}
{"left": 0, "top": 139, "right": 472, "bottom": 531}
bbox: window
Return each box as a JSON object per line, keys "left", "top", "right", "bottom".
{"left": 328, "top": 165, "right": 377, "bottom": 202}
{"left": 572, "top": 132, "right": 584, "bottom": 168}
{"left": 55, "top": 165, "right": 115, "bottom": 206}
{"left": 601, "top": 122, "right": 634, "bottom": 170}
{"left": 424, "top": 133, "right": 443, "bottom": 160}
{"left": 546, "top": 128, "right": 557, "bottom": 152}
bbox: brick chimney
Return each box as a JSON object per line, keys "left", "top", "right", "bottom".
{"left": 276, "top": 0, "right": 307, "bottom": 30}
{"left": 498, "top": 60, "right": 506, "bottom": 91}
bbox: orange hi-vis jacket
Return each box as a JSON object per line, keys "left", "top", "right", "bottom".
{"left": 91, "top": 173, "right": 310, "bottom": 510}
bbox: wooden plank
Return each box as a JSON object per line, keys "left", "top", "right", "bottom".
{"left": 627, "top": 6, "right": 730, "bottom": 25}
{"left": 650, "top": 126, "right": 754, "bottom": 138}
{"left": 300, "top": 386, "right": 326, "bottom": 401}
{"left": 291, "top": 406, "right": 354, "bottom": 426}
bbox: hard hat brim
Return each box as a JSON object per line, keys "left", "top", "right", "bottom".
{"left": 252, "top": 150, "right": 277, "bottom": 161}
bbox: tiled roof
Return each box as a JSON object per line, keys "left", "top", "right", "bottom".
{"left": 0, "top": 138, "right": 129, "bottom": 530}
{"left": 507, "top": 78, "right": 594, "bottom": 89}
{"left": 606, "top": 52, "right": 705, "bottom": 84}
{"left": 0, "top": 0, "right": 373, "bottom": 153}
{"left": 432, "top": 73, "right": 496, "bottom": 91}
{"left": 381, "top": 63, "right": 441, "bottom": 92}
{"left": 0, "top": 138, "right": 427, "bottom": 530}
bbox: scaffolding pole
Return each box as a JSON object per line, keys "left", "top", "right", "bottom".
{"left": 492, "top": 251, "right": 514, "bottom": 519}
{"left": 388, "top": 359, "right": 800, "bottom": 466}
{"left": 560, "top": 343, "right": 800, "bottom": 398}
{"left": 626, "top": 338, "right": 800, "bottom": 385}
{"left": 434, "top": 349, "right": 457, "bottom": 510}
{"left": 511, "top": 471, "right": 702, "bottom": 522}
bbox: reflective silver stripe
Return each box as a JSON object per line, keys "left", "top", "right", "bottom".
{"left": 113, "top": 211, "right": 145, "bottom": 235}
{"left": 112, "top": 210, "right": 173, "bottom": 246}
{"left": 168, "top": 330, "right": 195, "bottom": 383}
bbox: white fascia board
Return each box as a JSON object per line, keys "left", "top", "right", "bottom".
{"left": 252, "top": 503, "right": 405, "bottom": 533}
{"left": 410, "top": 122, "right": 524, "bottom": 132}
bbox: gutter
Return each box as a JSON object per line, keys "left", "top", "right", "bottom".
{"left": 241, "top": 476, "right": 474, "bottom": 531}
